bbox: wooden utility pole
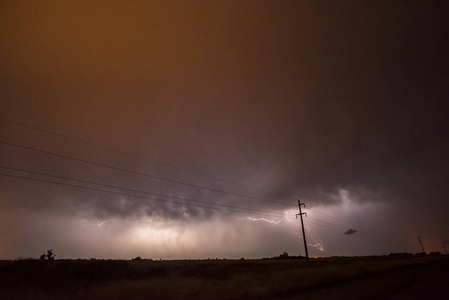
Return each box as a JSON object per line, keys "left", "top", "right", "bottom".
{"left": 418, "top": 236, "right": 426, "bottom": 253}
{"left": 296, "top": 200, "right": 309, "bottom": 263}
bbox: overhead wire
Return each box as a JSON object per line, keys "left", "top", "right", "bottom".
{"left": 306, "top": 220, "right": 348, "bottom": 232}
{"left": 0, "top": 118, "right": 392, "bottom": 238}
{"left": 0, "top": 117, "right": 289, "bottom": 199}
{"left": 307, "top": 205, "right": 399, "bottom": 238}
{"left": 1, "top": 117, "right": 380, "bottom": 231}
{"left": 306, "top": 207, "right": 360, "bottom": 227}
{"left": 0, "top": 168, "right": 401, "bottom": 248}
{"left": 306, "top": 217, "right": 349, "bottom": 231}
{"left": 302, "top": 198, "right": 395, "bottom": 238}
{"left": 0, "top": 165, "right": 369, "bottom": 235}
{"left": 0, "top": 171, "right": 292, "bottom": 219}
{"left": 0, "top": 140, "right": 294, "bottom": 207}
{"left": 0, "top": 165, "right": 288, "bottom": 217}
{"left": 0, "top": 139, "right": 385, "bottom": 238}
{"left": 295, "top": 216, "right": 410, "bottom": 252}
{"left": 0, "top": 119, "right": 429, "bottom": 256}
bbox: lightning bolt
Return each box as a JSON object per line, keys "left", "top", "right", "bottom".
{"left": 246, "top": 212, "right": 325, "bottom": 253}
{"left": 247, "top": 216, "right": 290, "bottom": 224}
{"left": 290, "top": 224, "right": 325, "bottom": 252}
{"left": 308, "top": 238, "right": 325, "bottom": 252}
{"left": 81, "top": 219, "right": 113, "bottom": 227}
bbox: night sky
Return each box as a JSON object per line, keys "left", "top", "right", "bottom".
{"left": 1, "top": 1, "right": 448, "bottom": 259}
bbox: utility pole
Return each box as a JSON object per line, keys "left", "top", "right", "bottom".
{"left": 418, "top": 236, "right": 426, "bottom": 253}
{"left": 296, "top": 200, "right": 309, "bottom": 263}
{"left": 442, "top": 242, "right": 448, "bottom": 254}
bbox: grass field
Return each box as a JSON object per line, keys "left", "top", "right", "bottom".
{"left": 1, "top": 255, "right": 447, "bottom": 300}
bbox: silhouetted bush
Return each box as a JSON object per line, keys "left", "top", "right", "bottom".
{"left": 46, "top": 250, "right": 55, "bottom": 260}
{"left": 38, "top": 250, "right": 55, "bottom": 261}
{"left": 279, "top": 252, "right": 289, "bottom": 258}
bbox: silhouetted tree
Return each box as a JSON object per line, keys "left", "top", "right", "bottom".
{"left": 46, "top": 249, "right": 55, "bottom": 260}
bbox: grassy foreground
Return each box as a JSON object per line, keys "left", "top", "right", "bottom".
{"left": 0, "top": 255, "right": 447, "bottom": 299}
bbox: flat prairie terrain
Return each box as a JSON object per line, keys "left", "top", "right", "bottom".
{"left": 0, "top": 255, "right": 447, "bottom": 300}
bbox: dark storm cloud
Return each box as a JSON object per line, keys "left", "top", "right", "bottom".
{"left": 0, "top": 1, "right": 448, "bottom": 258}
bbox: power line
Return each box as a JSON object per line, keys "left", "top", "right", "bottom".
{"left": 0, "top": 118, "right": 401, "bottom": 239}
{"left": 307, "top": 221, "right": 347, "bottom": 232}
{"left": 306, "top": 217, "right": 410, "bottom": 248}
{"left": 0, "top": 165, "right": 364, "bottom": 234}
{"left": 0, "top": 118, "right": 382, "bottom": 231}
{"left": 0, "top": 168, "right": 399, "bottom": 247}
{"left": 311, "top": 207, "right": 399, "bottom": 238}
{"left": 288, "top": 212, "right": 350, "bottom": 233}
{"left": 0, "top": 117, "right": 289, "bottom": 199}
{"left": 0, "top": 172, "right": 293, "bottom": 219}
{"left": 0, "top": 141, "right": 378, "bottom": 236}
{"left": 305, "top": 204, "right": 391, "bottom": 237}
{"left": 302, "top": 218, "right": 406, "bottom": 250}
{"left": 295, "top": 197, "right": 378, "bottom": 233}
{"left": 0, "top": 165, "right": 287, "bottom": 217}
{"left": 0, "top": 140, "right": 294, "bottom": 207}
{"left": 307, "top": 208, "right": 360, "bottom": 227}
{"left": 0, "top": 142, "right": 372, "bottom": 234}
{"left": 306, "top": 217, "right": 349, "bottom": 231}
{"left": 292, "top": 214, "right": 399, "bottom": 247}
{"left": 0, "top": 119, "right": 394, "bottom": 237}
{"left": 0, "top": 166, "right": 287, "bottom": 216}
{"left": 308, "top": 212, "right": 398, "bottom": 242}
{"left": 292, "top": 206, "right": 395, "bottom": 241}
{"left": 0, "top": 119, "right": 418, "bottom": 253}
{"left": 295, "top": 218, "right": 348, "bottom": 233}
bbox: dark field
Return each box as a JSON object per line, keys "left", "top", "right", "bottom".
{"left": 1, "top": 255, "right": 448, "bottom": 300}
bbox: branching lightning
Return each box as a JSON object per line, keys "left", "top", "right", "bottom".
{"left": 290, "top": 230, "right": 324, "bottom": 252}
{"left": 246, "top": 212, "right": 325, "bottom": 253}
{"left": 298, "top": 224, "right": 325, "bottom": 252}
